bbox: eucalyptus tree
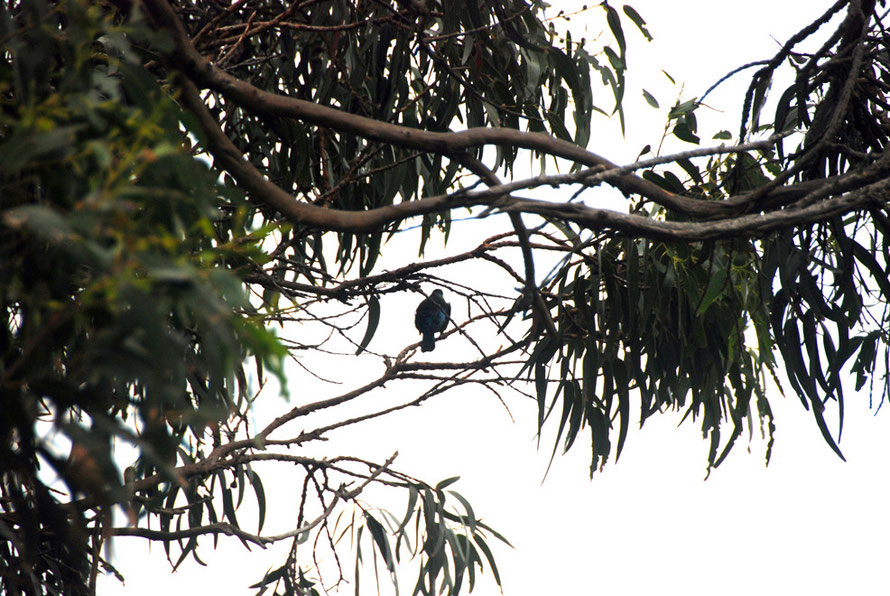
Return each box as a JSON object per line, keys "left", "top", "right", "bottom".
{"left": 2, "top": 0, "right": 888, "bottom": 594}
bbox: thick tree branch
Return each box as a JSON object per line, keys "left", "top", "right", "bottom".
{"left": 137, "top": 0, "right": 730, "bottom": 217}
{"left": 133, "top": 0, "right": 890, "bottom": 242}
{"left": 503, "top": 176, "right": 890, "bottom": 240}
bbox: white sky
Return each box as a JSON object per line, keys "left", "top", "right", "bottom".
{"left": 99, "top": 2, "right": 890, "bottom": 595}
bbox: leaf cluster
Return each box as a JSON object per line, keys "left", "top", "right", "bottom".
{"left": 524, "top": 0, "right": 890, "bottom": 474}
{"left": 0, "top": 2, "right": 283, "bottom": 593}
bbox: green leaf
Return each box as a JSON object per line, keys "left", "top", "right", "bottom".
{"left": 668, "top": 98, "right": 697, "bottom": 119}
{"left": 354, "top": 525, "right": 363, "bottom": 596}
{"left": 602, "top": 45, "right": 625, "bottom": 71}
{"left": 247, "top": 469, "right": 266, "bottom": 534}
{"left": 355, "top": 295, "right": 380, "bottom": 354}
{"left": 642, "top": 170, "right": 686, "bottom": 194}
{"left": 750, "top": 73, "right": 772, "bottom": 129}
{"left": 220, "top": 472, "right": 239, "bottom": 529}
{"left": 535, "top": 361, "right": 548, "bottom": 429}
{"left": 614, "top": 363, "right": 630, "bottom": 461}
{"left": 677, "top": 158, "right": 703, "bottom": 185}
{"left": 546, "top": 110, "right": 573, "bottom": 142}
{"left": 171, "top": 536, "right": 200, "bottom": 572}
{"left": 622, "top": 5, "right": 652, "bottom": 40}
{"left": 473, "top": 535, "right": 503, "bottom": 587}
{"left": 641, "top": 89, "right": 659, "bottom": 108}
{"left": 696, "top": 267, "right": 728, "bottom": 316}
{"left": 435, "top": 476, "right": 460, "bottom": 491}
{"left": 396, "top": 485, "right": 419, "bottom": 537}
{"left": 365, "top": 512, "right": 395, "bottom": 572}
{"left": 447, "top": 490, "right": 477, "bottom": 533}
{"left": 673, "top": 122, "right": 700, "bottom": 144}
{"left": 547, "top": 217, "right": 580, "bottom": 247}
{"left": 549, "top": 47, "right": 587, "bottom": 112}
{"left": 851, "top": 240, "right": 890, "bottom": 301}
{"left": 159, "top": 485, "right": 179, "bottom": 561}
{"left": 249, "top": 564, "right": 289, "bottom": 590}
{"left": 605, "top": 5, "right": 626, "bottom": 54}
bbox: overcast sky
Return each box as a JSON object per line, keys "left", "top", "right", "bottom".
{"left": 100, "top": 2, "right": 890, "bottom": 595}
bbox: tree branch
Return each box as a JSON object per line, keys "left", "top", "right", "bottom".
{"left": 137, "top": 0, "right": 737, "bottom": 219}
{"left": 130, "top": 0, "right": 890, "bottom": 242}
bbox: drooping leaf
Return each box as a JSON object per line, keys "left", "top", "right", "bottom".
{"left": 355, "top": 294, "right": 381, "bottom": 354}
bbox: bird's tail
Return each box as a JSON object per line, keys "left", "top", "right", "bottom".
{"left": 421, "top": 332, "right": 436, "bottom": 352}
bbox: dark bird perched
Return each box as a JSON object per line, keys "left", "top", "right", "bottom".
{"left": 414, "top": 289, "right": 450, "bottom": 352}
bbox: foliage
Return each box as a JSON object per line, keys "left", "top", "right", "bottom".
{"left": 0, "top": 1, "right": 288, "bottom": 593}
{"left": 526, "top": 0, "right": 890, "bottom": 473}
{"left": 1, "top": 0, "right": 889, "bottom": 595}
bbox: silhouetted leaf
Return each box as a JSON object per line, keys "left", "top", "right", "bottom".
{"left": 355, "top": 295, "right": 380, "bottom": 354}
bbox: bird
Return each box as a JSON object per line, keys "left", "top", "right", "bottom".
{"left": 414, "top": 289, "right": 450, "bottom": 352}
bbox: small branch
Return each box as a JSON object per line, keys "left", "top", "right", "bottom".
{"left": 114, "top": 453, "right": 399, "bottom": 547}
{"left": 246, "top": 236, "right": 507, "bottom": 299}
{"left": 256, "top": 370, "right": 397, "bottom": 442}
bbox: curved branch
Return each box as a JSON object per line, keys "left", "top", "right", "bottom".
{"left": 137, "top": 0, "right": 734, "bottom": 220}
{"left": 454, "top": 153, "right": 558, "bottom": 337}
{"left": 503, "top": 176, "right": 890, "bottom": 240}
{"left": 131, "top": 0, "right": 890, "bottom": 242}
